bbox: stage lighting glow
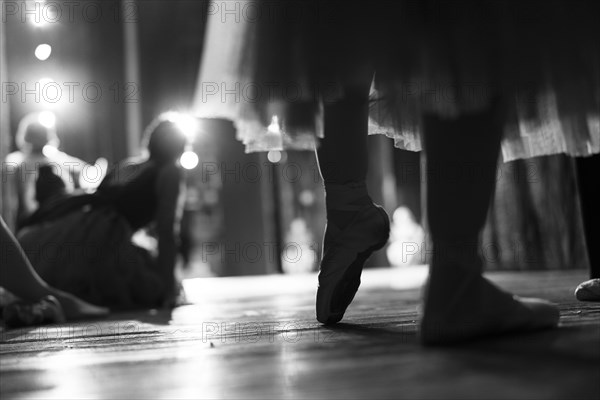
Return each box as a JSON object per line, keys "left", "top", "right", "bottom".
{"left": 27, "top": 1, "right": 57, "bottom": 28}
{"left": 180, "top": 150, "right": 199, "bottom": 170}
{"left": 267, "top": 116, "right": 281, "bottom": 134}
{"left": 42, "top": 145, "right": 58, "bottom": 158}
{"left": 29, "top": 18, "right": 48, "bottom": 28}
{"left": 267, "top": 150, "right": 282, "bottom": 163}
{"left": 35, "top": 44, "right": 52, "bottom": 60}
{"left": 39, "top": 77, "right": 55, "bottom": 87}
{"left": 165, "top": 112, "right": 199, "bottom": 141}
{"left": 299, "top": 189, "right": 315, "bottom": 207}
{"left": 38, "top": 111, "right": 56, "bottom": 128}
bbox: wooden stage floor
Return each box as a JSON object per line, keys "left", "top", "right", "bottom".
{"left": 1, "top": 267, "right": 599, "bottom": 399}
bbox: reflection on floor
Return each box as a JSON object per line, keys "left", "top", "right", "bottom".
{"left": 1, "top": 267, "right": 599, "bottom": 399}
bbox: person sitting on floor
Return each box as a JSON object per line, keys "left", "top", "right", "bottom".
{"left": 16, "top": 113, "right": 189, "bottom": 310}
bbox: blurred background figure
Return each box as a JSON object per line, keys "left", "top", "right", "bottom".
{"left": 3, "top": 112, "right": 86, "bottom": 230}
{"left": 16, "top": 114, "right": 189, "bottom": 310}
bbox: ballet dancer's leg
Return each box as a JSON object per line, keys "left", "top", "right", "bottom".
{"left": 318, "top": 83, "right": 371, "bottom": 228}
{"left": 574, "top": 154, "right": 600, "bottom": 301}
{"left": 420, "top": 102, "right": 559, "bottom": 344}
{"left": 315, "top": 72, "right": 390, "bottom": 324}
{"left": 0, "top": 217, "right": 108, "bottom": 320}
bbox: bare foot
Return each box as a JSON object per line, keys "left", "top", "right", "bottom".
{"left": 3, "top": 295, "right": 66, "bottom": 328}
{"left": 51, "top": 290, "right": 109, "bottom": 321}
{"left": 420, "top": 271, "right": 559, "bottom": 345}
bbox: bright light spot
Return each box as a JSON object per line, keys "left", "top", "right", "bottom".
{"left": 39, "top": 77, "right": 55, "bottom": 87}
{"left": 267, "top": 150, "right": 282, "bottom": 163}
{"left": 281, "top": 218, "right": 317, "bottom": 274}
{"left": 165, "top": 112, "right": 199, "bottom": 141}
{"left": 28, "top": 1, "right": 54, "bottom": 28}
{"left": 38, "top": 111, "right": 56, "bottom": 128}
{"left": 299, "top": 190, "right": 315, "bottom": 207}
{"left": 180, "top": 151, "right": 199, "bottom": 170}
{"left": 386, "top": 206, "right": 425, "bottom": 268}
{"left": 42, "top": 145, "right": 58, "bottom": 157}
{"left": 29, "top": 18, "right": 49, "bottom": 28}
{"left": 35, "top": 44, "right": 52, "bottom": 60}
{"left": 267, "top": 116, "right": 281, "bottom": 134}
{"left": 37, "top": 78, "right": 61, "bottom": 107}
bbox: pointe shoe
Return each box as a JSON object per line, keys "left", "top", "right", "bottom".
{"left": 574, "top": 279, "right": 600, "bottom": 302}
{"left": 3, "top": 295, "right": 66, "bottom": 328}
{"left": 420, "top": 273, "right": 559, "bottom": 345}
{"left": 316, "top": 203, "right": 390, "bottom": 324}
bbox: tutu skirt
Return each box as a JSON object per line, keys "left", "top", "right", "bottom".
{"left": 194, "top": 0, "right": 599, "bottom": 161}
{"left": 18, "top": 206, "right": 165, "bottom": 310}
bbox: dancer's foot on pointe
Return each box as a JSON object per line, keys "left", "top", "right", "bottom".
{"left": 574, "top": 278, "right": 600, "bottom": 302}
{"left": 317, "top": 202, "right": 390, "bottom": 324}
{"left": 51, "top": 290, "right": 109, "bottom": 320}
{"left": 420, "top": 266, "right": 559, "bottom": 345}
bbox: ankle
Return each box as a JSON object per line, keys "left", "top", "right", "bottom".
{"left": 429, "top": 235, "right": 481, "bottom": 266}
{"left": 325, "top": 182, "right": 371, "bottom": 209}
{"left": 327, "top": 210, "right": 359, "bottom": 230}
{"left": 324, "top": 181, "right": 372, "bottom": 229}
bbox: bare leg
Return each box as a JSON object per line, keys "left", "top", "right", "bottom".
{"left": 420, "top": 102, "right": 559, "bottom": 344}
{"left": 1, "top": 217, "right": 54, "bottom": 301}
{"left": 0, "top": 217, "right": 108, "bottom": 320}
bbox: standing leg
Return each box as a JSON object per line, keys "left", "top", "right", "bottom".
{"left": 574, "top": 154, "right": 600, "bottom": 301}
{"left": 315, "top": 73, "right": 390, "bottom": 324}
{"left": 317, "top": 83, "right": 371, "bottom": 228}
{"left": 420, "top": 101, "right": 559, "bottom": 344}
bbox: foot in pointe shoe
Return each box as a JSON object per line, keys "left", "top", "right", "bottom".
{"left": 52, "top": 290, "right": 110, "bottom": 320}
{"left": 575, "top": 278, "right": 600, "bottom": 302}
{"left": 420, "top": 272, "right": 559, "bottom": 345}
{"left": 316, "top": 203, "right": 390, "bottom": 324}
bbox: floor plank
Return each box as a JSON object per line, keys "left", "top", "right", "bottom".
{"left": 1, "top": 267, "right": 599, "bottom": 399}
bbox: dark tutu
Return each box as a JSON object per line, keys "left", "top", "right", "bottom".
{"left": 18, "top": 204, "right": 165, "bottom": 310}
{"left": 194, "top": 0, "right": 599, "bottom": 160}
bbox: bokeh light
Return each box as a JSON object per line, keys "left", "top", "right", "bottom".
{"left": 267, "top": 116, "right": 281, "bottom": 134}
{"left": 35, "top": 44, "right": 52, "bottom": 60}
{"left": 180, "top": 150, "right": 199, "bottom": 170}
{"left": 38, "top": 111, "right": 56, "bottom": 128}
{"left": 298, "top": 190, "right": 315, "bottom": 207}
{"left": 165, "top": 112, "right": 199, "bottom": 141}
{"left": 267, "top": 150, "right": 282, "bottom": 163}
{"left": 28, "top": 1, "right": 54, "bottom": 28}
{"left": 42, "top": 145, "right": 58, "bottom": 158}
